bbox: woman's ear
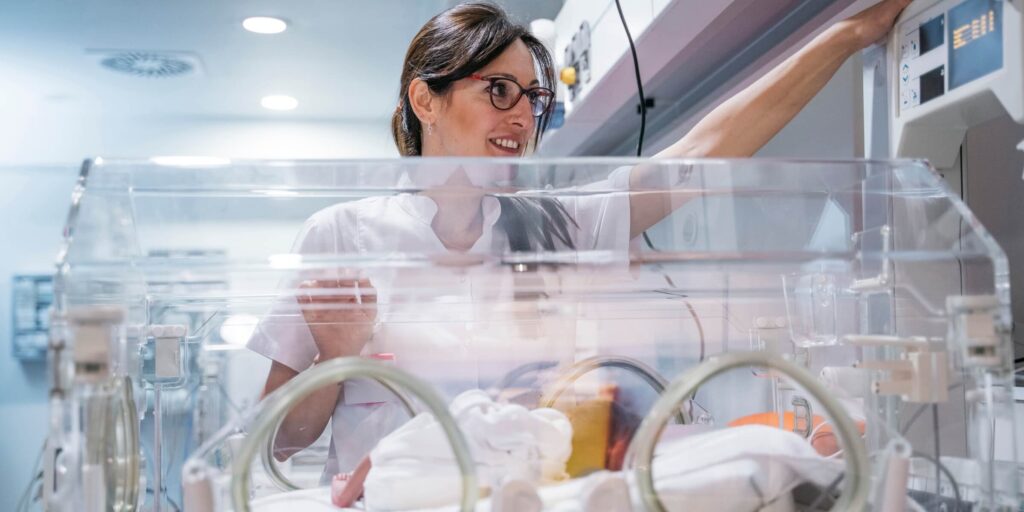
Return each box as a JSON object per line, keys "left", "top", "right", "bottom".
{"left": 408, "top": 78, "right": 437, "bottom": 127}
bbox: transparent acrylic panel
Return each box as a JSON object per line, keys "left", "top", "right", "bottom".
{"left": 48, "top": 158, "right": 1017, "bottom": 511}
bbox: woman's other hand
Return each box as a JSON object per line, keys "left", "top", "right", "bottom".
{"left": 839, "top": 0, "right": 914, "bottom": 50}
{"left": 297, "top": 277, "right": 377, "bottom": 361}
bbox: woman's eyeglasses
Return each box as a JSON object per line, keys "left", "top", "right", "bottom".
{"left": 469, "top": 74, "right": 554, "bottom": 117}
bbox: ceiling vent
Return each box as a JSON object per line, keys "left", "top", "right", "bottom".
{"left": 88, "top": 50, "right": 202, "bottom": 78}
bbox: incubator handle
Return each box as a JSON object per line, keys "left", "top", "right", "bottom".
{"left": 230, "top": 358, "right": 478, "bottom": 512}
{"left": 626, "top": 352, "right": 870, "bottom": 512}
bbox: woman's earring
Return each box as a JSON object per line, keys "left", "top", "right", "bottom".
{"left": 426, "top": 123, "right": 435, "bottom": 135}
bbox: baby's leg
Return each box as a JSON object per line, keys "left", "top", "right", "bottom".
{"left": 331, "top": 455, "right": 372, "bottom": 508}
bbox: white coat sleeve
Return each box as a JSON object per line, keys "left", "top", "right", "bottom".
{"left": 246, "top": 212, "right": 339, "bottom": 371}
{"left": 566, "top": 165, "right": 634, "bottom": 252}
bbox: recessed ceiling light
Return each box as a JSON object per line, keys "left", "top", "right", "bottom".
{"left": 261, "top": 95, "right": 298, "bottom": 111}
{"left": 243, "top": 16, "right": 288, "bottom": 34}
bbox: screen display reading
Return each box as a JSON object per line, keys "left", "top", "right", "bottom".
{"left": 920, "top": 66, "right": 946, "bottom": 103}
{"left": 948, "top": 0, "right": 1003, "bottom": 89}
{"left": 919, "top": 15, "right": 945, "bottom": 54}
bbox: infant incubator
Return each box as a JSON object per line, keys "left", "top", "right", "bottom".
{"left": 44, "top": 158, "right": 1019, "bottom": 511}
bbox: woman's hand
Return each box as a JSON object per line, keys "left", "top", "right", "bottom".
{"left": 297, "top": 277, "right": 377, "bottom": 361}
{"left": 838, "top": 0, "right": 914, "bottom": 50}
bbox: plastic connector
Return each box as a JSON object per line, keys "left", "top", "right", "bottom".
{"left": 946, "top": 295, "right": 1002, "bottom": 368}
{"left": 182, "top": 460, "right": 215, "bottom": 512}
{"left": 874, "top": 439, "right": 912, "bottom": 512}
{"left": 866, "top": 351, "right": 949, "bottom": 403}
{"left": 847, "top": 335, "right": 949, "bottom": 403}
{"left": 1018, "top": 139, "right": 1023, "bottom": 180}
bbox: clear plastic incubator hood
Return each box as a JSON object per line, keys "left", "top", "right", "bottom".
{"left": 45, "top": 158, "right": 1019, "bottom": 511}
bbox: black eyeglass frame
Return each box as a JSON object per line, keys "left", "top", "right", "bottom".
{"left": 468, "top": 74, "right": 554, "bottom": 117}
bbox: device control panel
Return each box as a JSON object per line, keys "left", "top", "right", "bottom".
{"left": 888, "top": 0, "right": 1022, "bottom": 167}
{"left": 898, "top": 0, "right": 1006, "bottom": 113}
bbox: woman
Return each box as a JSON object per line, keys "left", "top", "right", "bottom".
{"left": 251, "top": 0, "right": 912, "bottom": 482}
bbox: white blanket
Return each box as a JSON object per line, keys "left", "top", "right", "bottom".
{"left": 363, "top": 390, "right": 573, "bottom": 511}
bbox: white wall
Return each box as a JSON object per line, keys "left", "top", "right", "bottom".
{"left": 0, "top": 115, "right": 398, "bottom": 165}
{"left": 0, "top": 166, "right": 79, "bottom": 512}
{"left": 0, "top": 115, "right": 397, "bottom": 511}
{"left": 756, "top": 58, "right": 860, "bottom": 159}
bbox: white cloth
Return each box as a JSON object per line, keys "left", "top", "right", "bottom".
{"left": 362, "top": 390, "right": 573, "bottom": 511}
{"left": 247, "top": 168, "right": 634, "bottom": 477}
{"left": 525, "top": 425, "right": 841, "bottom": 512}
{"left": 358, "top": 424, "right": 841, "bottom": 512}
{"left": 649, "top": 425, "right": 842, "bottom": 511}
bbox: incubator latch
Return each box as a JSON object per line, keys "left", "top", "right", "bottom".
{"left": 946, "top": 295, "right": 1004, "bottom": 368}
{"left": 68, "top": 306, "right": 125, "bottom": 384}
{"left": 48, "top": 310, "right": 67, "bottom": 395}
{"left": 791, "top": 396, "right": 813, "bottom": 438}
{"left": 148, "top": 324, "right": 188, "bottom": 381}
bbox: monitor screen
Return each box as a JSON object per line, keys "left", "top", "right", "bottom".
{"left": 948, "top": 0, "right": 1004, "bottom": 89}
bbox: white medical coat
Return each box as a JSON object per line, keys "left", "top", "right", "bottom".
{"left": 247, "top": 169, "right": 636, "bottom": 479}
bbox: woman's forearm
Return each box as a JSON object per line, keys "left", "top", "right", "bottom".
{"left": 656, "top": 24, "right": 859, "bottom": 159}
{"left": 626, "top": 24, "right": 862, "bottom": 239}
{"left": 625, "top": 0, "right": 911, "bottom": 239}
{"left": 263, "top": 360, "right": 343, "bottom": 461}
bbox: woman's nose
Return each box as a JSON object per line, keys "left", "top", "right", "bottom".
{"left": 508, "top": 96, "right": 533, "bottom": 128}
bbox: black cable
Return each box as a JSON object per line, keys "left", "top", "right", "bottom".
{"left": 807, "top": 472, "right": 844, "bottom": 511}
{"left": 900, "top": 382, "right": 964, "bottom": 435}
{"left": 659, "top": 273, "right": 706, "bottom": 362}
{"left": 613, "top": 0, "right": 661, "bottom": 252}
{"left": 912, "top": 451, "right": 963, "bottom": 512}
{"left": 614, "top": 0, "right": 647, "bottom": 157}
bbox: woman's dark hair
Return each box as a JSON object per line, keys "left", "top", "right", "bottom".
{"left": 392, "top": 2, "right": 554, "bottom": 155}
{"left": 392, "top": 2, "right": 576, "bottom": 252}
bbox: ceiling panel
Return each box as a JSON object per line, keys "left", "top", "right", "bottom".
{"left": 0, "top": 0, "right": 564, "bottom": 122}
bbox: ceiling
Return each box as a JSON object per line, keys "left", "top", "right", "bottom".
{"left": 0, "top": 0, "right": 564, "bottom": 124}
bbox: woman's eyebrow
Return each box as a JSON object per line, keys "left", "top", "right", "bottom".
{"left": 484, "top": 72, "right": 540, "bottom": 86}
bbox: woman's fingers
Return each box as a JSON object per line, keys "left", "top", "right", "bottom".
{"left": 297, "top": 278, "right": 377, "bottom": 304}
{"left": 845, "top": 0, "right": 915, "bottom": 48}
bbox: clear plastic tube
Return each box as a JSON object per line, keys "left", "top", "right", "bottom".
{"left": 229, "top": 357, "right": 478, "bottom": 512}
{"left": 627, "top": 351, "right": 870, "bottom": 512}
{"left": 260, "top": 376, "right": 418, "bottom": 492}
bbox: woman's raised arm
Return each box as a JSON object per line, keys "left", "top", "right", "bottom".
{"left": 628, "top": 0, "right": 912, "bottom": 239}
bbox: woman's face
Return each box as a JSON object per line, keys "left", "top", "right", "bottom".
{"left": 430, "top": 39, "right": 539, "bottom": 158}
